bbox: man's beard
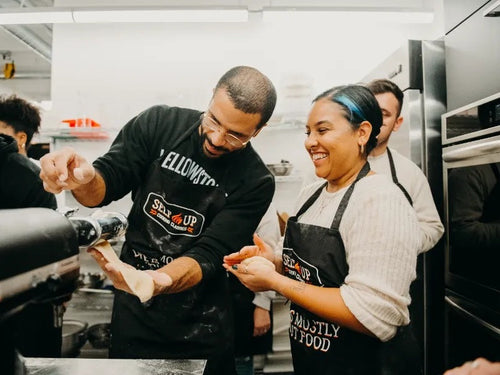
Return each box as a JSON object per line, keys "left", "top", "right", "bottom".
{"left": 199, "top": 131, "right": 231, "bottom": 158}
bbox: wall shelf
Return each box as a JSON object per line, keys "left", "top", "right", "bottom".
{"left": 266, "top": 121, "right": 305, "bottom": 132}
{"left": 274, "top": 175, "right": 303, "bottom": 183}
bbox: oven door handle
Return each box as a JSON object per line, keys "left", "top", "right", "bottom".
{"left": 445, "top": 296, "right": 500, "bottom": 335}
{"left": 443, "top": 139, "right": 500, "bottom": 162}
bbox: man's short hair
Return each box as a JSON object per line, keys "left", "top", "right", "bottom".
{"left": 365, "top": 79, "right": 404, "bottom": 116}
{"left": 215, "top": 66, "right": 277, "bottom": 129}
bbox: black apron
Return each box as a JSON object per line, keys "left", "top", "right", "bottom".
{"left": 387, "top": 147, "right": 426, "bottom": 369}
{"left": 109, "top": 120, "right": 236, "bottom": 375}
{"left": 283, "top": 162, "right": 422, "bottom": 375}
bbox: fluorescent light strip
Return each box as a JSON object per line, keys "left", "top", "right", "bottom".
{"left": 0, "top": 8, "right": 73, "bottom": 24}
{"left": 0, "top": 7, "right": 248, "bottom": 24}
{"left": 263, "top": 8, "right": 434, "bottom": 24}
{"left": 73, "top": 8, "right": 248, "bottom": 23}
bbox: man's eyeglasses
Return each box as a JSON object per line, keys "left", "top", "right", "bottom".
{"left": 201, "top": 113, "right": 254, "bottom": 148}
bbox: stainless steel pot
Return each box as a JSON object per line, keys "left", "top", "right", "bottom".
{"left": 61, "top": 319, "right": 88, "bottom": 357}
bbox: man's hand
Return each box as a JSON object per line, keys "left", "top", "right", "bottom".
{"left": 253, "top": 306, "right": 271, "bottom": 337}
{"left": 145, "top": 269, "right": 174, "bottom": 296}
{"left": 39, "top": 147, "right": 96, "bottom": 194}
{"left": 87, "top": 247, "right": 172, "bottom": 302}
{"left": 87, "top": 248, "right": 136, "bottom": 293}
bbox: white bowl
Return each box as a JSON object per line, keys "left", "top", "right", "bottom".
{"left": 266, "top": 163, "right": 293, "bottom": 176}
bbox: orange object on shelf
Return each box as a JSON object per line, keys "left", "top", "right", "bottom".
{"left": 59, "top": 118, "right": 108, "bottom": 139}
{"left": 62, "top": 118, "right": 101, "bottom": 128}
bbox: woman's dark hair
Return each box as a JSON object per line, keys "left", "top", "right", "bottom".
{"left": 0, "top": 94, "right": 41, "bottom": 147}
{"left": 313, "top": 85, "right": 382, "bottom": 155}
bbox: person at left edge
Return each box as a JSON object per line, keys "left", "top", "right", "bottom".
{"left": 0, "top": 94, "right": 56, "bottom": 209}
{"left": 0, "top": 94, "right": 41, "bottom": 159}
{"left": 39, "top": 66, "right": 277, "bottom": 375}
{"left": 0, "top": 96, "right": 59, "bottom": 359}
{"left": 0, "top": 135, "right": 56, "bottom": 210}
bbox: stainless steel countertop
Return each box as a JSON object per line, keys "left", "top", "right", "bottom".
{"left": 23, "top": 358, "right": 206, "bottom": 375}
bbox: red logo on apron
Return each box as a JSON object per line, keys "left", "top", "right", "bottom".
{"left": 143, "top": 192, "right": 205, "bottom": 237}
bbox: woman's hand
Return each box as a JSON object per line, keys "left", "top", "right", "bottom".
{"left": 224, "top": 233, "right": 275, "bottom": 266}
{"left": 223, "top": 255, "right": 278, "bottom": 292}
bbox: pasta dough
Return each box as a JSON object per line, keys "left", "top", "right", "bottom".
{"left": 241, "top": 255, "right": 275, "bottom": 271}
{"left": 91, "top": 240, "right": 155, "bottom": 303}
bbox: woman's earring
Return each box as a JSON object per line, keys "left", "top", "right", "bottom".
{"left": 360, "top": 144, "right": 365, "bottom": 155}
{"left": 21, "top": 143, "right": 25, "bottom": 149}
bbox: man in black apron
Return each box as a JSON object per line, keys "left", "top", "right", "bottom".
{"left": 365, "top": 78, "right": 443, "bottom": 253}
{"left": 366, "top": 79, "right": 444, "bottom": 372}
{"left": 39, "top": 66, "right": 277, "bottom": 375}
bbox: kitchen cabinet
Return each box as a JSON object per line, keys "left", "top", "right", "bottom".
{"left": 444, "top": 0, "right": 500, "bottom": 111}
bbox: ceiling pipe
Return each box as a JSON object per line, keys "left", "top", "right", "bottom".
{"left": 0, "top": 25, "right": 51, "bottom": 62}
{"left": 11, "top": 0, "right": 53, "bottom": 33}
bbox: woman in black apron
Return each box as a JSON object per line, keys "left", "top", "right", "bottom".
{"left": 225, "top": 85, "right": 422, "bottom": 375}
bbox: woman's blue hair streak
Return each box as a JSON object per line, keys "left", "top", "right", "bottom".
{"left": 312, "top": 84, "right": 382, "bottom": 155}
{"left": 332, "top": 94, "right": 366, "bottom": 124}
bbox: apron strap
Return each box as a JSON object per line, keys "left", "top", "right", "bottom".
{"left": 387, "top": 148, "right": 413, "bottom": 206}
{"left": 295, "top": 181, "right": 328, "bottom": 217}
{"left": 330, "top": 161, "right": 370, "bottom": 229}
{"left": 295, "top": 162, "right": 371, "bottom": 228}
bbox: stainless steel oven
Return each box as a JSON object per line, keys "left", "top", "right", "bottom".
{"left": 442, "top": 93, "right": 500, "bottom": 308}
{"left": 443, "top": 91, "right": 500, "bottom": 145}
{"left": 444, "top": 290, "right": 500, "bottom": 369}
{"left": 442, "top": 93, "right": 500, "bottom": 368}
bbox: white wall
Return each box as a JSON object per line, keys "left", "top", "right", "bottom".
{"left": 46, "top": 7, "right": 444, "bottom": 213}
{"left": 48, "top": 13, "right": 444, "bottom": 128}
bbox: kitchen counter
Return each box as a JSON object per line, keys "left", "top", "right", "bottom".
{"left": 23, "top": 357, "right": 206, "bottom": 375}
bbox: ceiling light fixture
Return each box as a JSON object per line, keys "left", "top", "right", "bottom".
{"left": 0, "top": 8, "right": 73, "bottom": 24}
{"left": 0, "top": 6, "right": 249, "bottom": 25}
{"left": 262, "top": 7, "right": 434, "bottom": 24}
